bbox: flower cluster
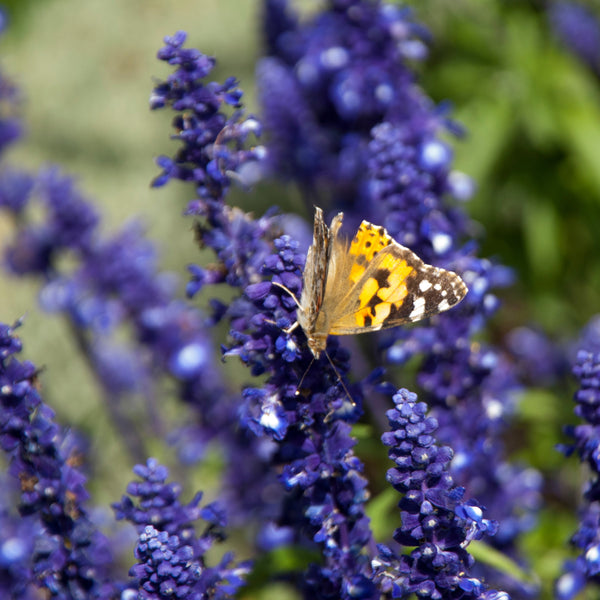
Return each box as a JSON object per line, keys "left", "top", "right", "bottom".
{"left": 113, "top": 458, "right": 250, "bottom": 599}
{"left": 151, "top": 31, "right": 274, "bottom": 303}
{"left": 0, "top": 319, "right": 249, "bottom": 598}
{"left": 259, "top": 3, "right": 539, "bottom": 596}
{"left": 0, "top": 166, "right": 233, "bottom": 466}
{"left": 0, "top": 320, "right": 118, "bottom": 598}
{"left": 372, "top": 388, "right": 503, "bottom": 599}
{"left": 258, "top": 0, "right": 429, "bottom": 195}
{"left": 364, "top": 121, "right": 471, "bottom": 264}
{"left": 189, "top": 184, "right": 375, "bottom": 595}
{"left": 151, "top": 31, "right": 266, "bottom": 214}
{"left": 556, "top": 319, "right": 600, "bottom": 599}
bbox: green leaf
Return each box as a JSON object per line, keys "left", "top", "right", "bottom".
{"left": 522, "top": 200, "right": 561, "bottom": 283}
{"left": 366, "top": 487, "right": 400, "bottom": 540}
{"left": 469, "top": 540, "right": 540, "bottom": 587}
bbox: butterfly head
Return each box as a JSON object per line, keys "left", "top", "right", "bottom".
{"left": 306, "top": 332, "right": 328, "bottom": 359}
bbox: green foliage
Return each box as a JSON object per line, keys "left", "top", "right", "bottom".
{"left": 409, "top": 0, "right": 600, "bottom": 337}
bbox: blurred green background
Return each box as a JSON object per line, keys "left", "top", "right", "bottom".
{"left": 1, "top": 0, "right": 600, "bottom": 593}
{"left": 416, "top": 0, "right": 600, "bottom": 339}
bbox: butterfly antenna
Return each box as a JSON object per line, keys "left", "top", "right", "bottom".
{"left": 271, "top": 281, "right": 302, "bottom": 310}
{"left": 324, "top": 350, "right": 355, "bottom": 408}
{"left": 295, "top": 356, "right": 316, "bottom": 395}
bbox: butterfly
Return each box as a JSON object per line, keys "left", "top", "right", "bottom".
{"left": 281, "top": 207, "right": 468, "bottom": 359}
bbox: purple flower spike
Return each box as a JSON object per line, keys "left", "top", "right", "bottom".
{"left": 0, "top": 165, "right": 236, "bottom": 467}
{"left": 258, "top": 0, "right": 430, "bottom": 197}
{"left": 151, "top": 31, "right": 267, "bottom": 212}
{"left": 373, "top": 388, "right": 505, "bottom": 600}
{"left": 556, "top": 318, "right": 600, "bottom": 599}
{"left": 212, "top": 212, "right": 379, "bottom": 595}
{"left": 0, "top": 320, "right": 119, "bottom": 598}
{"left": 113, "top": 458, "right": 250, "bottom": 599}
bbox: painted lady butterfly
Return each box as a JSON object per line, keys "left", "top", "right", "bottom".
{"left": 284, "top": 207, "right": 468, "bottom": 358}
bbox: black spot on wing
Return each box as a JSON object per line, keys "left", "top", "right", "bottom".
{"left": 375, "top": 268, "right": 391, "bottom": 288}
{"left": 388, "top": 294, "right": 414, "bottom": 321}
{"left": 367, "top": 294, "right": 380, "bottom": 309}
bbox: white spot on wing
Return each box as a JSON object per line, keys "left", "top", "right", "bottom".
{"left": 437, "top": 299, "right": 451, "bottom": 311}
{"left": 419, "top": 280, "right": 432, "bottom": 292}
{"left": 410, "top": 297, "right": 426, "bottom": 320}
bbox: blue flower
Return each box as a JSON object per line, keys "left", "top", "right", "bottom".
{"left": 374, "top": 388, "right": 504, "bottom": 599}
{"left": 113, "top": 458, "right": 250, "bottom": 599}
{"left": 207, "top": 211, "right": 375, "bottom": 596}
{"left": 151, "top": 31, "right": 266, "bottom": 212}
{"left": 0, "top": 320, "right": 118, "bottom": 598}
{"left": 258, "top": 0, "right": 429, "bottom": 197}
{"left": 549, "top": 2, "right": 600, "bottom": 76}
{"left": 556, "top": 319, "right": 600, "bottom": 598}
{"left": 364, "top": 120, "right": 471, "bottom": 262}
{"left": 0, "top": 164, "right": 246, "bottom": 476}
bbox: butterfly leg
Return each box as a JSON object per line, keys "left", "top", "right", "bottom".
{"left": 268, "top": 281, "right": 302, "bottom": 334}
{"left": 282, "top": 320, "right": 299, "bottom": 334}
{"left": 260, "top": 317, "right": 299, "bottom": 334}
